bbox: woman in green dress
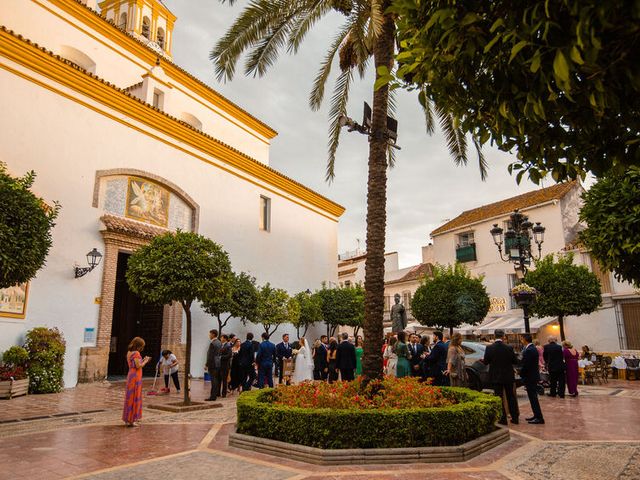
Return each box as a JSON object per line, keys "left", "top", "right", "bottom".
{"left": 395, "top": 331, "right": 411, "bottom": 378}
{"left": 355, "top": 336, "right": 364, "bottom": 376}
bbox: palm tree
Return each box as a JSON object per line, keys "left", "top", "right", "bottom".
{"left": 211, "top": 0, "right": 485, "bottom": 382}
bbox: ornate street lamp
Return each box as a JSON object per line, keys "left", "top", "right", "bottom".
{"left": 490, "top": 210, "right": 546, "bottom": 332}
{"left": 74, "top": 248, "right": 103, "bottom": 278}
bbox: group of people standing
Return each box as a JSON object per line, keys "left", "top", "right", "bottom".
{"left": 535, "top": 336, "right": 581, "bottom": 397}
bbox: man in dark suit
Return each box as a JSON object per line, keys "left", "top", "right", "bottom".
{"left": 275, "top": 334, "right": 293, "bottom": 384}
{"left": 421, "top": 331, "right": 448, "bottom": 386}
{"left": 483, "top": 329, "right": 519, "bottom": 425}
{"left": 335, "top": 332, "right": 357, "bottom": 381}
{"left": 520, "top": 333, "right": 545, "bottom": 424}
{"left": 314, "top": 335, "right": 329, "bottom": 380}
{"left": 205, "top": 329, "right": 221, "bottom": 401}
{"left": 218, "top": 334, "right": 232, "bottom": 398}
{"left": 408, "top": 334, "right": 425, "bottom": 377}
{"left": 237, "top": 332, "right": 255, "bottom": 391}
{"left": 543, "top": 336, "right": 566, "bottom": 398}
{"left": 256, "top": 332, "right": 277, "bottom": 388}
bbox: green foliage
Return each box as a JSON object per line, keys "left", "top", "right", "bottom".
{"left": 1, "top": 346, "right": 29, "bottom": 368}
{"left": 0, "top": 163, "right": 60, "bottom": 288}
{"left": 202, "top": 271, "right": 259, "bottom": 333}
{"left": 412, "top": 263, "right": 490, "bottom": 332}
{"left": 24, "top": 327, "right": 66, "bottom": 393}
{"left": 391, "top": 0, "right": 640, "bottom": 183}
{"left": 126, "top": 231, "right": 232, "bottom": 308}
{"left": 316, "top": 284, "right": 365, "bottom": 336}
{"left": 579, "top": 167, "right": 640, "bottom": 286}
{"left": 254, "top": 283, "right": 295, "bottom": 336}
{"left": 236, "top": 387, "right": 501, "bottom": 449}
{"left": 292, "top": 291, "right": 324, "bottom": 338}
{"left": 526, "top": 254, "right": 602, "bottom": 318}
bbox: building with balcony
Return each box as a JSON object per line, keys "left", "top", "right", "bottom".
{"left": 429, "top": 181, "right": 639, "bottom": 352}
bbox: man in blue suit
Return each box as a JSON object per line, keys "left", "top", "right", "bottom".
{"left": 421, "top": 331, "right": 449, "bottom": 386}
{"left": 520, "top": 333, "right": 545, "bottom": 424}
{"left": 275, "top": 333, "right": 293, "bottom": 385}
{"left": 237, "top": 332, "right": 256, "bottom": 391}
{"left": 256, "top": 332, "right": 277, "bottom": 388}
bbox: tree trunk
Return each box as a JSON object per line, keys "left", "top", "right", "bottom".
{"left": 182, "top": 301, "right": 192, "bottom": 406}
{"left": 217, "top": 315, "right": 223, "bottom": 336}
{"left": 330, "top": 324, "right": 338, "bottom": 337}
{"left": 449, "top": 326, "right": 454, "bottom": 338}
{"left": 558, "top": 314, "right": 565, "bottom": 341}
{"left": 302, "top": 324, "right": 309, "bottom": 338}
{"left": 354, "top": 325, "right": 361, "bottom": 338}
{"left": 361, "top": 10, "right": 395, "bottom": 384}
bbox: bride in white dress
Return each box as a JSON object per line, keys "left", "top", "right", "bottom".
{"left": 292, "top": 337, "right": 314, "bottom": 384}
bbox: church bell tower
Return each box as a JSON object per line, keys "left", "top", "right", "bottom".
{"left": 99, "top": 0, "right": 176, "bottom": 59}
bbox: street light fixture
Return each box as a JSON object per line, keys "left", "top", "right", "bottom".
{"left": 337, "top": 102, "right": 401, "bottom": 150}
{"left": 74, "top": 248, "right": 103, "bottom": 278}
{"left": 490, "top": 210, "right": 546, "bottom": 332}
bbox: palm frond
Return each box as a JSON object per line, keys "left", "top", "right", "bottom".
{"left": 309, "top": 20, "right": 353, "bottom": 111}
{"left": 436, "top": 106, "right": 467, "bottom": 167}
{"left": 420, "top": 87, "right": 436, "bottom": 135}
{"left": 287, "top": 0, "right": 333, "bottom": 54}
{"left": 472, "top": 136, "right": 489, "bottom": 180}
{"left": 369, "top": 0, "right": 384, "bottom": 39}
{"left": 244, "top": 12, "right": 296, "bottom": 78}
{"left": 326, "top": 69, "right": 354, "bottom": 181}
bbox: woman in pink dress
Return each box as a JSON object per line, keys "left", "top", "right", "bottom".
{"left": 562, "top": 340, "right": 580, "bottom": 396}
{"left": 122, "top": 337, "right": 150, "bottom": 427}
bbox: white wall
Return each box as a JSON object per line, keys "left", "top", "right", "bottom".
{"left": 0, "top": 58, "right": 338, "bottom": 386}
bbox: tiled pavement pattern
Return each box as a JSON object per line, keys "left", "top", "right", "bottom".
{"left": 1, "top": 379, "right": 639, "bottom": 480}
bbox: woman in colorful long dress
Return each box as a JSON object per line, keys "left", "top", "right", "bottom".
{"left": 355, "top": 336, "right": 364, "bottom": 376}
{"left": 122, "top": 337, "right": 150, "bottom": 427}
{"left": 562, "top": 340, "right": 580, "bottom": 397}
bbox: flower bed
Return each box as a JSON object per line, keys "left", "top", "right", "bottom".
{"left": 236, "top": 378, "right": 501, "bottom": 449}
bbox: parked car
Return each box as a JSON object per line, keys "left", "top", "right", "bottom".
{"left": 461, "top": 341, "right": 523, "bottom": 391}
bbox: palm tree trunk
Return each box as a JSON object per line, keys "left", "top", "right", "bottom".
{"left": 361, "top": 10, "right": 395, "bottom": 384}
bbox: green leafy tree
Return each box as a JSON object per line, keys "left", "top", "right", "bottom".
{"left": 317, "top": 285, "right": 365, "bottom": 337}
{"left": 0, "top": 163, "right": 60, "bottom": 288}
{"left": 412, "top": 263, "right": 490, "bottom": 336}
{"left": 579, "top": 167, "right": 640, "bottom": 287}
{"left": 24, "top": 327, "right": 66, "bottom": 394}
{"left": 525, "top": 254, "right": 602, "bottom": 341}
{"left": 211, "top": 0, "right": 483, "bottom": 382}
{"left": 254, "top": 283, "right": 296, "bottom": 337}
{"left": 292, "top": 291, "right": 324, "bottom": 339}
{"left": 126, "top": 231, "right": 232, "bottom": 405}
{"left": 391, "top": 0, "right": 640, "bottom": 183}
{"left": 202, "top": 271, "right": 259, "bottom": 335}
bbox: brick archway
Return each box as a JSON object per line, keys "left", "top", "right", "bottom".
{"left": 77, "top": 215, "right": 185, "bottom": 383}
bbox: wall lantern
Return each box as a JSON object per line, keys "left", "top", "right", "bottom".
{"left": 75, "top": 248, "right": 103, "bottom": 278}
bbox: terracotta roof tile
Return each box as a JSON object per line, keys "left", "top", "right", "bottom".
{"left": 386, "top": 263, "right": 433, "bottom": 285}
{"left": 101, "top": 214, "right": 169, "bottom": 239}
{"left": 431, "top": 181, "right": 579, "bottom": 236}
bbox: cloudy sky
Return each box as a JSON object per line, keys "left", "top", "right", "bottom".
{"left": 165, "top": 0, "right": 554, "bottom": 268}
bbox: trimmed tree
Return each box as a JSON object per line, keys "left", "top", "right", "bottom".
{"left": 317, "top": 285, "right": 365, "bottom": 337}
{"left": 292, "top": 291, "right": 323, "bottom": 339}
{"left": 525, "top": 253, "right": 602, "bottom": 341}
{"left": 126, "top": 231, "right": 232, "bottom": 405}
{"left": 202, "top": 271, "right": 259, "bottom": 335}
{"left": 579, "top": 167, "right": 640, "bottom": 287}
{"left": 0, "top": 163, "right": 59, "bottom": 288}
{"left": 412, "top": 263, "right": 490, "bottom": 336}
{"left": 254, "top": 283, "right": 295, "bottom": 337}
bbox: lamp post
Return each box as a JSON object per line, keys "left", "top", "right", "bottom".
{"left": 489, "top": 210, "right": 545, "bottom": 333}
{"left": 74, "top": 248, "right": 103, "bottom": 278}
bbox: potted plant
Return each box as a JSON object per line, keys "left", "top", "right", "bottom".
{"left": 510, "top": 283, "right": 538, "bottom": 306}
{"left": 0, "top": 346, "right": 30, "bottom": 399}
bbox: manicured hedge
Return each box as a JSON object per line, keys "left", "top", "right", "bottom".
{"left": 236, "top": 387, "right": 501, "bottom": 449}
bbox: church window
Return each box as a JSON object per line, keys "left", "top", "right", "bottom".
{"left": 157, "top": 28, "right": 165, "bottom": 49}
{"left": 152, "top": 89, "right": 164, "bottom": 110}
{"left": 142, "top": 17, "right": 151, "bottom": 39}
{"left": 259, "top": 195, "right": 271, "bottom": 232}
{"left": 118, "top": 12, "right": 127, "bottom": 30}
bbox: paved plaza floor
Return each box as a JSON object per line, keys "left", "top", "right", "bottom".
{"left": 1, "top": 378, "right": 639, "bottom": 479}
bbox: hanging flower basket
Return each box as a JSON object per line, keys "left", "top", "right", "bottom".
{"left": 510, "top": 284, "right": 538, "bottom": 306}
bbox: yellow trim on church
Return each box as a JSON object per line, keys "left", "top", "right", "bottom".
{"left": 43, "top": 0, "right": 277, "bottom": 140}
{"left": 0, "top": 28, "right": 345, "bottom": 220}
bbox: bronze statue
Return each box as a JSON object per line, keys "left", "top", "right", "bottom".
{"left": 390, "top": 293, "right": 407, "bottom": 333}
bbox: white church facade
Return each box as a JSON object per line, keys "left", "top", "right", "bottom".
{"left": 0, "top": 0, "right": 344, "bottom": 386}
